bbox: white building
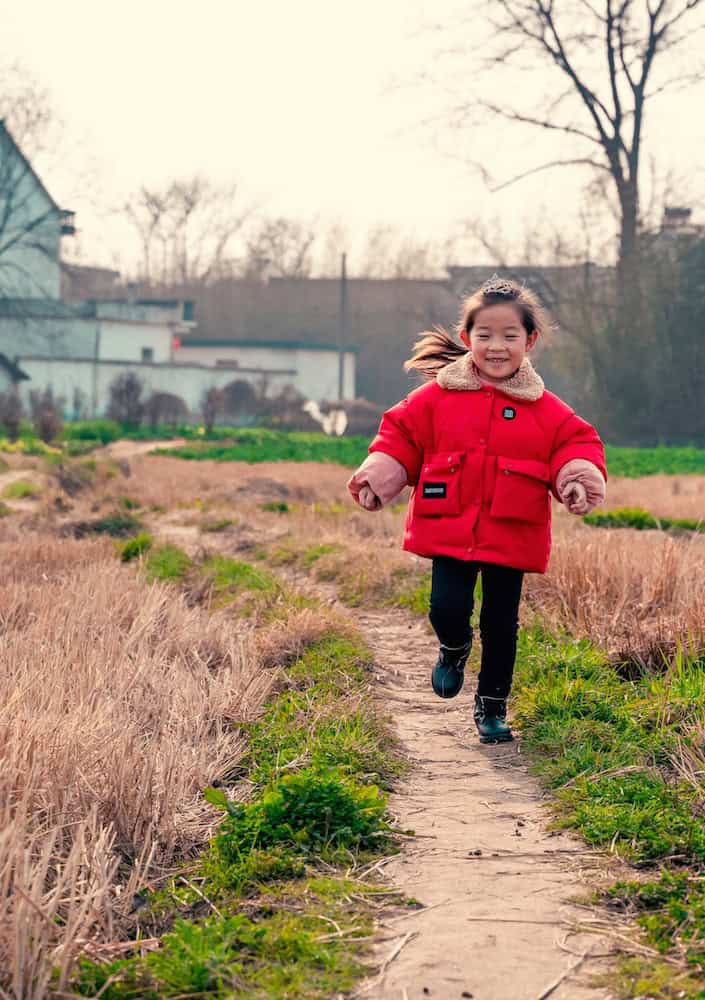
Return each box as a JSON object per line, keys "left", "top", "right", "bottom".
{"left": 0, "top": 120, "right": 75, "bottom": 300}
{"left": 0, "top": 121, "right": 357, "bottom": 418}
{"left": 174, "top": 338, "right": 356, "bottom": 403}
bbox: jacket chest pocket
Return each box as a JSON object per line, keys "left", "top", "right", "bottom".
{"left": 490, "top": 456, "right": 550, "bottom": 525}
{"left": 415, "top": 451, "right": 464, "bottom": 517}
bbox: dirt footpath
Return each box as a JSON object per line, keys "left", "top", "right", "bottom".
{"left": 355, "top": 608, "right": 617, "bottom": 1000}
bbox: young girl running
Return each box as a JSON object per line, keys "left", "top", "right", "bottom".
{"left": 347, "top": 277, "right": 606, "bottom": 744}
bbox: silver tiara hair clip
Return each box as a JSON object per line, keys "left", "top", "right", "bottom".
{"left": 481, "top": 274, "right": 516, "bottom": 298}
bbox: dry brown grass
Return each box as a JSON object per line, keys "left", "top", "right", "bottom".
{"left": 98, "top": 455, "right": 354, "bottom": 510}
{"left": 6, "top": 446, "right": 705, "bottom": 991}
{"left": 604, "top": 475, "right": 705, "bottom": 520}
{"left": 0, "top": 534, "right": 275, "bottom": 996}
{"left": 140, "top": 456, "right": 705, "bottom": 670}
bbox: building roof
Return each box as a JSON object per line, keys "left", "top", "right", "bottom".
{"left": 180, "top": 337, "right": 360, "bottom": 354}
{"left": 0, "top": 119, "right": 67, "bottom": 217}
{"left": 0, "top": 297, "right": 194, "bottom": 323}
{"left": 0, "top": 352, "right": 29, "bottom": 381}
{"left": 0, "top": 298, "right": 84, "bottom": 320}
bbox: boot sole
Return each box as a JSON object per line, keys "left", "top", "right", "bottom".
{"left": 430, "top": 671, "right": 464, "bottom": 699}
{"left": 478, "top": 732, "right": 514, "bottom": 744}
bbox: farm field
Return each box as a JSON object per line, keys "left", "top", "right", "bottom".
{"left": 3, "top": 436, "right": 705, "bottom": 998}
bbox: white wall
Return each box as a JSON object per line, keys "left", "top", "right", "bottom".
{"left": 174, "top": 344, "right": 356, "bottom": 401}
{"left": 99, "top": 321, "right": 174, "bottom": 363}
{"left": 15, "top": 357, "right": 295, "bottom": 417}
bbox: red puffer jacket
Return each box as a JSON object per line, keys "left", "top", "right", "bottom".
{"left": 367, "top": 355, "right": 606, "bottom": 573}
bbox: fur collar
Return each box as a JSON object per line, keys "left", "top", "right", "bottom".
{"left": 436, "top": 353, "right": 544, "bottom": 401}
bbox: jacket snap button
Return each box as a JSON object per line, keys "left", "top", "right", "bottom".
{"left": 504, "top": 469, "right": 510, "bottom": 475}
{"left": 449, "top": 466, "right": 456, "bottom": 472}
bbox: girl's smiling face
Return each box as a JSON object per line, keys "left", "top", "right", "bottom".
{"left": 461, "top": 303, "right": 538, "bottom": 383}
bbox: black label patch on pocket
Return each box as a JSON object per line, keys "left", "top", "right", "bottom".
{"left": 422, "top": 482, "right": 447, "bottom": 499}
{"left": 502, "top": 406, "right": 516, "bottom": 420}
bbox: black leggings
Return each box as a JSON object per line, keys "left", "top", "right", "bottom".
{"left": 429, "top": 557, "right": 524, "bottom": 699}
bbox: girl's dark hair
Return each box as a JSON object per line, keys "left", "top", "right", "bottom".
{"left": 403, "top": 276, "right": 551, "bottom": 380}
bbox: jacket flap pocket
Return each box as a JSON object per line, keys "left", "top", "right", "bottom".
{"left": 497, "top": 456, "right": 550, "bottom": 483}
{"left": 422, "top": 451, "right": 463, "bottom": 474}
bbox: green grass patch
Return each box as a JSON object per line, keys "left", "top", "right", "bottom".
{"left": 201, "top": 554, "right": 279, "bottom": 597}
{"left": 145, "top": 544, "right": 192, "bottom": 581}
{"left": 201, "top": 518, "right": 235, "bottom": 533}
{"left": 391, "top": 572, "right": 432, "bottom": 615}
{"left": 197, "top": 553, "right": 313, "bottom": 617}
{"left": 154, "top": 430, "right": 369, "bottom": 467}
{"left": 115, "top": 495, "right": 141, "bottom": 511}
{"left": 119, "top": 533, "right": 153, "bottom": 562}
{"left": 2, "top": 478, "right": 41, "bottom": 499}
{"left": 605, "top": 444, "right": 705, "bottom": 477}
{"left": 70, "top": 900, "right": 372, "bottom": 1000}
{"left": 584, "top": 506, "right": 705, "bottom": 534}
{"left": 0, "top": 501, "right": 13, "bottom": 517}
{"left": 261, "top": 500, "right": 290, "bottom": 513}
{"left": 512, "top": 627, "right": 705, "bottom": 863}
{"left": 243, "top": 634, "right": 400, "bottom": 791}
{"left": 67, "top": 597, "right": 402, "bottom": 998}
{"left": 207, "top": 768, "right": 389, "bottom": 860}
{"left": 301, "top": 543, "right": 339, "bottom": 569}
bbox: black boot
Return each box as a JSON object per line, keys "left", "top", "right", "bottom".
{"left": 431, "top": 642, "right": 471, "bottom": 699}
{"left": 473, "top": 694, "right": 513, "bottom": 743}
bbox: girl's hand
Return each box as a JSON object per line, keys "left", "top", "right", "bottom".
{"left": 562, "top": 480, "right": 588, "bottom": 515}
{"left": 556, "top": 459, "right": 606, "bottom": 516}
{"left": 358, "top": 485, "right": 382, "bottom": 511}
{"left": 347, "top": 452, "right": 408, "bottom": 512}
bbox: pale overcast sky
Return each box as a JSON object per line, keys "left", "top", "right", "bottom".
{"left": 2, "top": 0, "right": 704, "bottom": 274}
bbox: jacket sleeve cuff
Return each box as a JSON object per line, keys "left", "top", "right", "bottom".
{"left": 368, "top": 441, "right": 421, "bottom": 486}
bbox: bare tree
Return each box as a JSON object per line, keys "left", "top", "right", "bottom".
{"left": 244, "top": 217, "right": 316, "bottom": 278}
{"left": 124, "top": 176, "right": 250, "bottom": 285}
{"left": 358, "top": 224, "right": 453, "bottom": 278}
{"left": 0, "top": 387, "right": 24, "bottom": 440}
{"left": 432, "top": 1, "right": 705, "bottom": 289}
{"left": 106, "top": 372, "right": 145, "bottom": 429}
{"left": 0, "top": 62, "right": 98, "bottom": 301}
{"left": 0, "top": 120, "right": 70, "bottom": 300}
{"left": 28, "top": 386, "right": 64, "bottom": 443}
{"left": 200, "top": 386, "right": 223, "bottom": 433}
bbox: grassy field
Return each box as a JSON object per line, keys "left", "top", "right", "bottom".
{"left": 3, "top": 437, "right": 705, "bottom": 996}
{"left": 0, "top": 450, "right": 410, "bottom": 997}
{"left": 10, "top": 418, "right": 705, "bottom": 476}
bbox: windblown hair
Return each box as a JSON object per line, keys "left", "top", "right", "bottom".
{"left": 403, "top": 276, "right": 552, "bottom": 380}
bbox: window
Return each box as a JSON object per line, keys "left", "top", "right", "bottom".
{"left": 141, "top": 347, "right": 154, "bottom": 362}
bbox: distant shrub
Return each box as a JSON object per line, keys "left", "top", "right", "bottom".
{"left": 107, "top": 372, "right": 145, "bottom": 429}
{"left": 201, "top": 386, "right": 223, "bottom": 434}
{"left": 86, "top": 511, "right": 143, "bottom": 538}
{"left": 51, "top": 461, "right": 96, "bottom": 497}
{"left": 120, "top": 533, "right": 153, "bottom": 562}
{"left": 584, "top": 506, "right": 705, "bottom": 534}
{"left": 144, "top": 391, "right": 189, "bottom": 428}
{"left": 28, "top": 387, "right": 64, "bottom": 443}
{"left": 63, "top": 420, "right": 122, "bottom": 444}
{"left": 0, "top": 389, "right": 24, "bottom": 441}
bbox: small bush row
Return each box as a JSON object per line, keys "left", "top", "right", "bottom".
{"left": 584, "top": 506, "right": 705, "bottom": 534}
